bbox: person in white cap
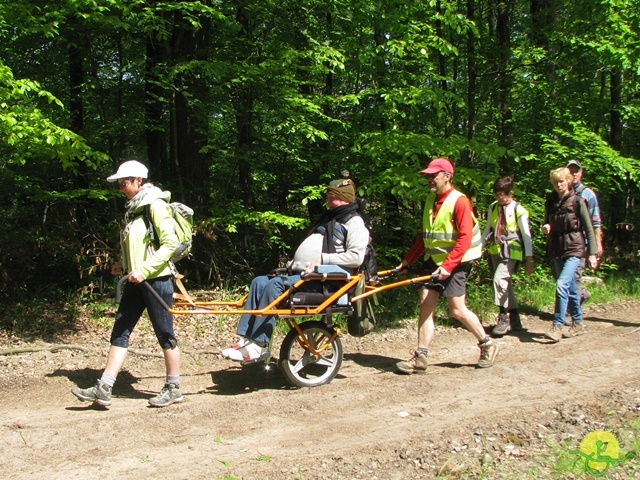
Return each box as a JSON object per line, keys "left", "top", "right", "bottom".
{"left": 72, "top": 160, "right": 184, "bottom": 408}
{"left": 395, "top": 157, "right": 499, "bottom": 374}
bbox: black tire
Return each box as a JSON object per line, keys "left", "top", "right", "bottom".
{"left": 278, "top": 321, "right": 343, "bottom": 388}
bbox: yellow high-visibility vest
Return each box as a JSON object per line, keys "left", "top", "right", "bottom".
{"left": 486, "top": 201, "right": 526, "bottom": 261}
{"left": 423, "top": 190, "right": 482, "bottom": 265}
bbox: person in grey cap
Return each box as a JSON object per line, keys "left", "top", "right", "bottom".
{"left": 566, "top": 159, "right": 603, "bottom": 305}
{"left": 222, "top": 177, "right": 369, "bottom": 363}
{"left": 71, "top": 160, "right": 184, "bottom": 408}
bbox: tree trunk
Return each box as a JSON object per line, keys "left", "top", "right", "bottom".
{"left": 233, "top": 2, "right": 256, "bottom": 255}
{"left": 115, "top": 36, "right": 125, "bottom": 162}
{"left": 497, "top": 0, "right": 513, "bottom": 170}
{"left": 530, "top": 0, "right": 552, "bottom": 47}
{"left": 169, "top": 9, "right": 212, "bottom": 205}
{"left": 69, "top": 42, "right": 84, "bottom": 139}
{"left": 529, "top": 0, "right": 554, "bottom": 152}
{"left": 435, "top": 0, "right": 451, "bottom": 137}
{"left": 609, "top": 69, "right": 625, "bottom": 239}
{"left": 610, "top": 70, "right": 622, "bottom": 151}
{"left": 145, "top": 35, "right": 168, "bottom": 175}
{"left": 464, "top": 0, "right": 477, "bottom": 163}
{"left": 67, "top": 15, "right": 87, "bottom": 188}
{"left": 66, "top": 16, "right": 89, "bottom": 221}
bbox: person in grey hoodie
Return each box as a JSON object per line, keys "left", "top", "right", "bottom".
{"left": 222, "top": 177, "right": 370, "bottom": 363}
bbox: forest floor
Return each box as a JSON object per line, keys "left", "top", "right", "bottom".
{"left": 2, "top": 297, "right": 640, "bottom": 479}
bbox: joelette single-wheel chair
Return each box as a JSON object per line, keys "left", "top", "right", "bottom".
{"left": 116, "top": 267, "right": 434, "bottom": 388}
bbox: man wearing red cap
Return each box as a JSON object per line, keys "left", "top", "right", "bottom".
{"left": 396, "top": 157, "right": 499, "bottom": 373}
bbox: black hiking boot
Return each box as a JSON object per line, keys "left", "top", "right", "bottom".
{"left": 509, "top": 309, "right": 525, "bottom": 332}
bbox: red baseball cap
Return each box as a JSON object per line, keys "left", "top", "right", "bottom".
{"left": 420, "top": 158, "right": 454, "bottom": 175}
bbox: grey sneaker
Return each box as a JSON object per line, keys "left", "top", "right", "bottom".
{"left": 477, "top": 339, "right": 499, "bottom": 368}
{"left": 148, "top": 383, "right": 184, "bottom": 408}
{"left": 491, "top": 313, "right": 511, "bottom": 336}
{"left": 563, "top": 322, "right": 585, "bottom": 338}
{"left": 72, "top": 380, "right": 112, "bottom": 407}
{"left": 396, "top": 350, "right": 428, "bottom": 374}
{"left": 545, "top": 323, "right": 564, "bottom": 343}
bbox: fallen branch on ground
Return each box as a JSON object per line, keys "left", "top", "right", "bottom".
{"left": 0, "top": 344, "right": 221, "bottom": 358}
{"left": 0, "top": 344, "right": 91, "bottom": 356}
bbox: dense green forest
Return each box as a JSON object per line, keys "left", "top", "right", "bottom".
{"left": 1, "top": 0, "right": 639, "bottom": 302}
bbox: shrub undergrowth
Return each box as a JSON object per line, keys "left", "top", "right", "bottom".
{"left": 1, "top": 264, "right": 639, "bottom": 341}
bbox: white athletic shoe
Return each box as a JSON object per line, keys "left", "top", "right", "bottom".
{"left": 221, "top": 337, "right": 250, "bottom": 358}
{"left": 224, "top": 340, "right": 269, "bottom": 363}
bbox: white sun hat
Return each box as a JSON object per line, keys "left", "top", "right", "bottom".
{"left": 106, "top": 160, "right": 149, "bottom": 182}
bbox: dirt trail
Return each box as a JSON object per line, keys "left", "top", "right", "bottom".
{"left": 2, "top": 301, "right": 640, "bottom": 479}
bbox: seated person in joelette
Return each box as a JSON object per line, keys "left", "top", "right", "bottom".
{"left": 222, "top": 178, "right": 370, "bottom": 362}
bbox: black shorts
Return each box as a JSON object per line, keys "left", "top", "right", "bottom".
{"left": 417, "top": 259, "right": 473, "bottom": 298}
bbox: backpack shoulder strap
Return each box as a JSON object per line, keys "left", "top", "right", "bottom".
{"left": 513, "top": 201, "right": 523, "bottom": 219}
{"left": 140, "top": 204, "right": 157, "bottom": 246}
{"left": 144, "top": 199, "right": 168, "bottom": 246}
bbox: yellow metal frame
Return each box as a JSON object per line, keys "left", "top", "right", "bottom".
{"left": 115, "top": 269, "right": 434, "bottom": 387}
{"left": 166, "top": 269, "right": 434, "bottom": 369}
{"left": 168, "top": 269, "right": 434, "bottom": 318}
{"left": 284, "top": 316, "right": 341, "bottom": 359}
{"left": 169, "top": 271, "right": 363, "bottom": 316}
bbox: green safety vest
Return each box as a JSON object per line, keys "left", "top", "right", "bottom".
{"left": 486, "top": 201, "right": 525, "bottom": 261}
{"left": 422, "top": 190, "right": 482, "bottom": 266}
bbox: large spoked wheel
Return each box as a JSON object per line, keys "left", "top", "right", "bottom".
{"left": 278, "top": 321, "right": 343, "bottom": 388}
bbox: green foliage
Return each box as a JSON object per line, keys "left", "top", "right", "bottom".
{"left": 85, "top": 298, "right": 113, "bottom": 330}
{"left": 0, "top": 0, "right": 638, "bottom": 308}
{"left": 0, "top": 62, "right": 107, "bottom": 169}
{"left": 543, "top": 439, "right": 584, "bottom": 477}
{"left": 540, "top": 123, "right": 640, "bottom": 193}
{"left": 220, "top": 208, "right": 308, "bottom": 237}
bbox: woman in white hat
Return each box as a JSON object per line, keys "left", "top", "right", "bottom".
{"left": 72, "top": 160, "right": 183, "bottom": 408}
